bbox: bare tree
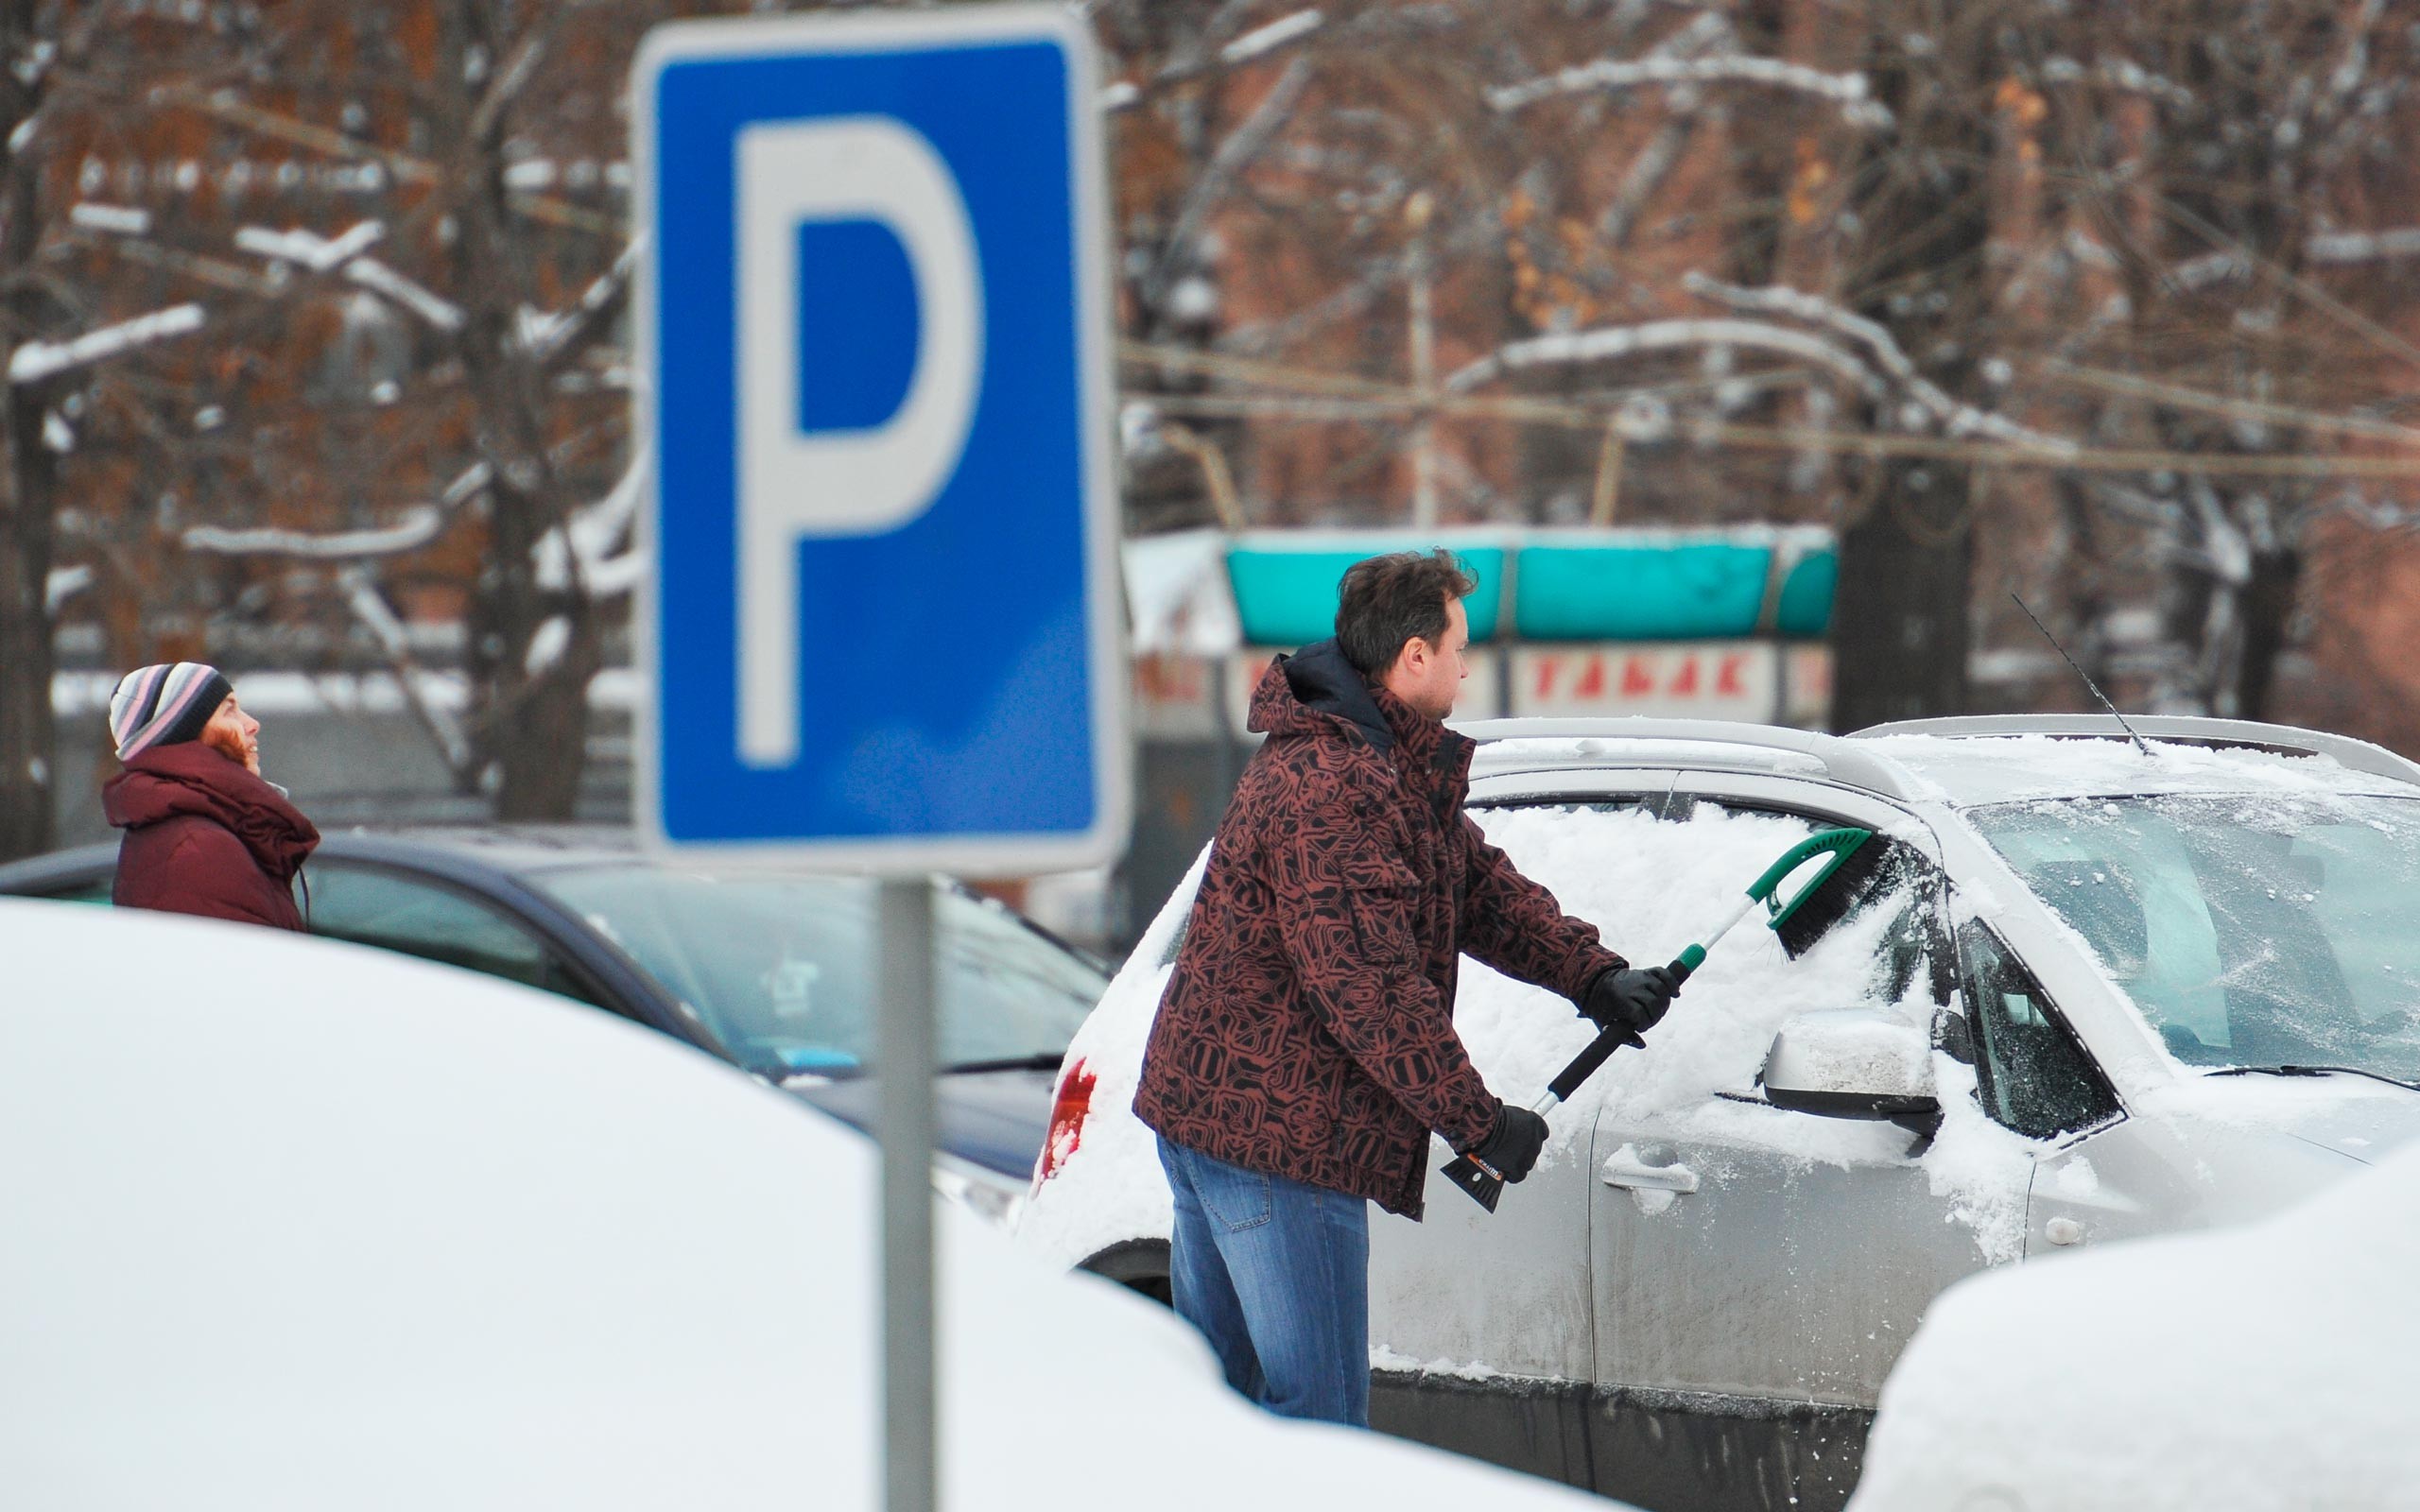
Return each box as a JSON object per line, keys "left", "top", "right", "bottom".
{"left": 48, "top": 0, "right": 683, "bottom": 841}
{"left": 0, "top": 0, "right": 215, "bottom": 861}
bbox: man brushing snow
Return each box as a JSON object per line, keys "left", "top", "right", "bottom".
{"left": 1134, "top": 549, "right": 1679, "bottom": 1426}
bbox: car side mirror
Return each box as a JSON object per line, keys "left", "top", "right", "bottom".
{"left": 1760, "top": 1008, "right": 1943, "bottom": 1151}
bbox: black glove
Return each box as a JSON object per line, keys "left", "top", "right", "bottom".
{"left": 1584, "top": 965, "right": 1681, "bottom": 1040}
{"left": 1464, "top": 1105, "right": 1548, "bottom": 1183}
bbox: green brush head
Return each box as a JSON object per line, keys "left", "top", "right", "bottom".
{"left": 1749, "top": 827, "right": 1876, "bottom": 931}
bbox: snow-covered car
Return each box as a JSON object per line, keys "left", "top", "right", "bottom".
{"left": 1850, "top": 1140, "right": 2420, "bottom": 1512}
{"left": 0, "top": 899, "right": 1629, "bottom": 1511}
{"left": 1018, "top": 713, "right": 2420, "bottom": 1512}
{"left": 0, "top": 830, "right": 1109, "bottom": 1225}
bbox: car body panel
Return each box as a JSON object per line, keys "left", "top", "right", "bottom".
{"left": 1368, "top": 1123, "right": 1599, "bottom": 1386}
{"left": 1584, "top": 767, "right": 1985, "bottom": 1410}
{"left": 1592, "top": 1113, "right": 1992, "bottom": 1407}
{"left": 2028, "top": 1081, "right": 2417, "bottom": 1260}
{"left": 795, "top": 1066, "right": 1060, "bottom": 1180}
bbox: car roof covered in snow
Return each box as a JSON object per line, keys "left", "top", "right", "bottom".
{"left": 1455, "top": 714, "right": 2420, "bottom": 808}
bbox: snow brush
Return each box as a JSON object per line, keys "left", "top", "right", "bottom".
{"left": 1441, "top": 826, "right": 1878, "bottom": 1213}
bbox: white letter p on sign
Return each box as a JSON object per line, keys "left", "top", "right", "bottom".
{"left": 735, "top": 117, "right": 983, "bottom": 768}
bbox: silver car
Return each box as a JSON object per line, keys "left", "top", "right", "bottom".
{"left": 1019, "top": 714, "right": 2420, "bottom": 1512}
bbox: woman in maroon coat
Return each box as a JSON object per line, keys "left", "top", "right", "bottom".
{"left": 101, "top": 662, "right": 319, "bottom": 932}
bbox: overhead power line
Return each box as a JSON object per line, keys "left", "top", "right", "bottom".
{"left": 1118, "top": 341, "right": 2420, "bottom": 481}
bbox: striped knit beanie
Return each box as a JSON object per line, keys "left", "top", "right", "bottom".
{"left": 109, "top": 662, "right": 233, "bottom": 763}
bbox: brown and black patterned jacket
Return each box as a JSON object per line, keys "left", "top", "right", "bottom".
{"left": 1133, "top": 641, "right": 1626, "bottom": 1218}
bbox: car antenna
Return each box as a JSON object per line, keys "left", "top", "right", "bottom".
{"left": 2011, "top": 593, "right": 2155, "bottom": 758}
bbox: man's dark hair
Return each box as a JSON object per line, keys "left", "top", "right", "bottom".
{"left": 1334, "top": 548, "right": 1478, "bottom": 677}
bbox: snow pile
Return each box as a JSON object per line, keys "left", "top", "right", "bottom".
{"left": 1850, "top": 1142, "right": 2420, "bottom": 1511}
{"left": 0, "top": 901, "right": 1620, "bottom": 1512}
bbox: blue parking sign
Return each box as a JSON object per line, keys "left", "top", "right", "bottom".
{"left": 633, "top": 8, "right": 1127, "bottom": 874}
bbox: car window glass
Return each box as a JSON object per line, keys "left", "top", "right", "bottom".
{"left": 1956, "top": 921, "right": 2118, "bottom": 1140}
{"left": 1465, "top": 801, "right": 1944, "bottom": 1111}
{"left": 308, "top": 866, "right": 601, "bottom": 1006}
{"left": 1968, "top": 794, "right": 2420, "bottom": 1078}
{"left": 1669, "top": 797, "right": 1949, "bottom": 987}
{"left": 533, "top": 868, "right": 1108, "bottom": 1078}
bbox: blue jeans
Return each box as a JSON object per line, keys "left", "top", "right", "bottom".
{"left": 1156, "top": 1137, "right": 1372, "bottom": 1428}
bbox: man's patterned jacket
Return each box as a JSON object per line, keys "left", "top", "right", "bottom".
{"left": 1134, "top": 639, "right": 1628, "bottom": 1219}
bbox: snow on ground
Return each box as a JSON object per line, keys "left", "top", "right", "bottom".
{"left": 1, "top": 901, "right": 1626, "bottom": 1511}
{"left": 1849, "top": 1140, "right": 2420, "bottom": 1512}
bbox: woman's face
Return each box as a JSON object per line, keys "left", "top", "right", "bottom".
{"left": 200, "top": 694, "right": 262, "bottom": 775}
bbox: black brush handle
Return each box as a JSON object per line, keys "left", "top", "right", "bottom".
{"left": 1544, "top": 955, "right": 1697, "bottom": 1105}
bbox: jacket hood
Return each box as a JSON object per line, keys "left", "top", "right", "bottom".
{"left": 102, "top": 743, "right": 320, "bottom": 883}
{"left": 1250, "top": 640, "right": 1395, "bottom": 748}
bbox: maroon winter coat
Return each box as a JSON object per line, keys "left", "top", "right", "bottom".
{"left": 104, "top": 742, "right": 320, "bottom": 932}
{"left": 1134, "top": 642, "right": 1627, "bottom": 1218}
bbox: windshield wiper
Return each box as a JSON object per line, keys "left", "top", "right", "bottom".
{"left": 942, "top": 1053, "right": 1067, "bottom": 1075}
{"left": 2208, "top": 1065, "right": 2420, "bottom": 1093}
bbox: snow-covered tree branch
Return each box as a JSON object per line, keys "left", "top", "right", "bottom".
{"left": 1443, "top": 318, "right": 1891, "bottom": 403}
{"left": 1489, "top": 54, "right": 1893, "bottom": 129}
{"left": 234, "top": 220, "right": 464, "bottom": 331}
{"left": 1680, "top": 274, "right": 2077, "bottom": 454}
{"left": 182, "top": 462, "right": 491, "bottom": 559}
{"left": 533, "top": 449, "right": 646, "bottom": 598}
{"left": 10, "top": 303, "right": 203, "bottom": 385}
{"left": 1102, "top": 8, "right": 1325, "bottom": 112}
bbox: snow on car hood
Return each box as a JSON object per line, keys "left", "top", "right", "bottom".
{"left": 2134, "top": 1073, "right": 2420, "bottom": 1168}
{"left": 1858, "top": 732, "right": 2408, "bottom": 806}
{"left": 1850, "top": 1140, "right": 2420, "bottom": 1511}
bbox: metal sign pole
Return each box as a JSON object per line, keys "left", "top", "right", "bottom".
{"left": 877, "top": 878, "right": 937, "bottom": 1512}
{"left": 635, "top": 18, "right": 1121, "bottom": 1511}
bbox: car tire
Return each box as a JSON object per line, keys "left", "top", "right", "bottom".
{"left": 1078, "top": 1238, "right": 1171, "bottom": 1307}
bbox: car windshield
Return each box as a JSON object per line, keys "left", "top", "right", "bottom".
{"left": 1968, "top": 792, "right": 2420, "bottom": 1081}
{"left": 533, "top": 867, "right": 1106, "bottom": 1079}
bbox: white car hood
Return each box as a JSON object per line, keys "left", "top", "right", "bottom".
{"left": 2146, "top": 1073, "right": 2420, "bottom": 1168}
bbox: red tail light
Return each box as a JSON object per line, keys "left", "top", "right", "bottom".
{"left": 1033, "top": 1057, "right": 1097, "bottom": 1191}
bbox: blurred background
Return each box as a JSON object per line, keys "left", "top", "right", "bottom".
{"left": 12, "top": 0, "right": 2420, "bottom": 954}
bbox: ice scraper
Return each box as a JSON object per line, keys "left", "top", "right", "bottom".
{"left": 1441, "top": 826, "right": 1879, "bottom": 1212}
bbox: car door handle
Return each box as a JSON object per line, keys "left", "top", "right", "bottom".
{"left": 1600, "top": 1144, "right": 1701, "bottom": 1194}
